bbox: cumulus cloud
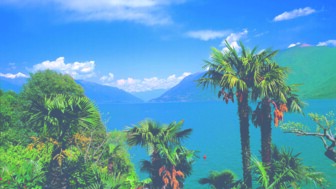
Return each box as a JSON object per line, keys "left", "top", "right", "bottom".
{"left": 220, "top": 29, "right": 248, "bottom": 52}
{"left": 273, "top": 7, "right": 316, "bottom": 22}
{"left": 288, "top": 42, "right": 301, "bottom": 48}
{"left": 1, "top": 0, "right": 184, "bottom": 25}
{"left": 0, "top": 72, "right": 29, "bottom": 79}
{"left": 317, "top": 40, "right": 336, "bottom": 47}
{"left": 100, "top": 72, "right": 191, "bottom": 92}
{"left": 186, "top": 30, "right": 230, "bottom": 41}
{"left": 33, "top": 57, "right": 95, "bottom": 79}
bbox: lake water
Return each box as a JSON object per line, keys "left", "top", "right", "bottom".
{"left": 98, "top": 99, "right": 336, "bottom": 188}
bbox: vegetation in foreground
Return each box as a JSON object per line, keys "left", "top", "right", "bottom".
{"left": 1, "top": 40, "right": 334, "bottom": 189}
{"left": 0, "top": 71, "right": 141, "bottom": 188}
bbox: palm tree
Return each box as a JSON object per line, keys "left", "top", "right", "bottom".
{"left": 126, "top": 119, "right": 193, "bottom": 188}
{"left": 198, "top": 170, "right": 240, "bottom": 189}
{"left": 251, "top": 146, "right": 327, "bottom": 188}
{"left": 158, "top": 145, "right": 197, "bottom": 189}
{"left": 199, "top": 41, "right": 270, "bottom": 188}
{"left": 252, "top": 62, "right": 304, "bottom": 179}
{"left": 28, "top": 94, "right": 102, "bottom": 188}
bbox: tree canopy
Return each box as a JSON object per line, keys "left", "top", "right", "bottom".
{"left": 21, "top": 70, "right": 84, "bottom": 102}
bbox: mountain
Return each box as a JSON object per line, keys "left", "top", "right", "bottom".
{"left": 150, "top": 72, "right": 219, "bottom": 102}
{"left": 75, "top": 80, "right": 143, "bottom": 104}
{"left": 151, "top": 46, "right": 336, "bottom": 102}
{"left": 131, "top": 89, "right": 167, "bottom": 102}
{"left": 0, "top": 77, "right": 143, "bottom": 104}
{"left": 0, "top": 77, "right": 27, "bottom": 93}
{"left": 274, "top": 46, "right": 336, "bottom": 99}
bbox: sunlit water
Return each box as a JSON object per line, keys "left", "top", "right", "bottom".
{"left": 98, "top": 99, "right": 336, "bottom": 188}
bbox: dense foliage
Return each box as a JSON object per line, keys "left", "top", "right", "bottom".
{"left": 0, "top": 90, "right": 26, "bottom": 146}
{"left": 0, "top": 71, "right": 141, "bottom": 189}
{"left": 251, "top": 146, "right": 327, "bottom": 188}
{"left": 22, "top": 70, "right": 84, "bottom": 99}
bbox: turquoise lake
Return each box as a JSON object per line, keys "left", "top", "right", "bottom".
{"left": 98, "top": 99, "right": 336, "bottom": 188}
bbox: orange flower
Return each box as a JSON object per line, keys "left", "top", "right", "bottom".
{"left": 176, "top": 170, "right": 184, "bottom": 178}
{"left": 279, "top": 104, "right": 288, "bottom": 112}
{"left": 159, "top": 166, "right": 165, "bottom": 176}
{"left": 274, "top": 109, "right": 282, "bottom": 126}
{"left": 27, "top": 143, "right": 34, "bottom": 150}
{"left": 163, "top": 178, "right": 169, "bottom": 185}
{"left": 274, "top": 117, "right": 279, "bottom": 127}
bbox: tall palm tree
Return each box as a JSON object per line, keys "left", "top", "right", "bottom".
{"left": 252, "top": 62, "right": 304, "bottom": 179}
{"left": 126, "top": 120, "right": 193, "bottom": 188}
{"left": 199, "top": 41, "right": 271, "bottom": 188}
{"left": 28, "top": 94, "right": 102, "bottom": 188}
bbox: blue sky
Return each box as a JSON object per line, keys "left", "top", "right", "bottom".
{"left": 0, "top": 0, "right": 335, "bottom": 92}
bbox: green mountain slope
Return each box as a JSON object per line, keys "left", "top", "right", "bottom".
{"left": 275, "top": 46, "right": 336, "bottom": 99}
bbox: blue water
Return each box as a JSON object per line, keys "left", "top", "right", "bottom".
{"left": 98, "top": 99, "right": 336, "bottom": 188}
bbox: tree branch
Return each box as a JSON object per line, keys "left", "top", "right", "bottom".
{"left": 283, "top": 130, "right": 324, "bottom": 137}
{"left": 285, "top": 129, "right": 336, "bottom": 163}
{"left": 319, "top": 137, "right": 328, "bottom": 149}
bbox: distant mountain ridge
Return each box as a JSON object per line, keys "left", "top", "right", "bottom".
{"left": 151, "top": 46, "right": 336, "bottom": 102}
{"left": 1, "top": 47, "right": 335, "bottom": 103}
{"left": 0, "top": 78, "right": 143, "bottom": 104}
{"left": 149, "top": 72, "right": 219, "bottom": 102}
{"left": 76, "top": 80, "right": 143, "bottom": 104}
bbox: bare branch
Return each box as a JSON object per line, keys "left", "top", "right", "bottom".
{"left": 283, "top": 130, "right": 324, "bottom": 137}
{"left": 319, "top": 137, "right": 328, "bottom": 149}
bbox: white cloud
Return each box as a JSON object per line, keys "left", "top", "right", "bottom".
{"left": 1, "top": 0, "right": 184, "bottom": 25}
{"left": 33, "top": 57, "right": 95, "bottom": 79}
{"left": 288, "top": 42, "right": 301, "bottom": 48}
{"left": 0, "top": 72, "right": 29, "bottom": 79}
{"left": 273, "top": 7, "right": 316, "bottom": 22}
{"left": 100, "top": 72, "right": 114, "bottom": 82}
{"left": 220, "top": 29, "right": 248, "bottom": 52}
{"left": 100, "top": 72, "right": 191, "bottom": 92}
{"left": 317, "top": 40, "right": 336, "bottom": 47}
{"left": 186, "top": 30, "right": 230, "bottom": 41}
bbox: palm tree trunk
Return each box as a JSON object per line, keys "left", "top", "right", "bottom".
{"left": 238, "top": 91, "right": 252, "bottom": 188}
{"left": 46, "top": 145, "right": 68, "bottom": 189}
{"left": 260, "top": 99, "right": 273, "bottom": 182}
{"left": 151, "top": 150, "right": 164, "bottom": 188}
